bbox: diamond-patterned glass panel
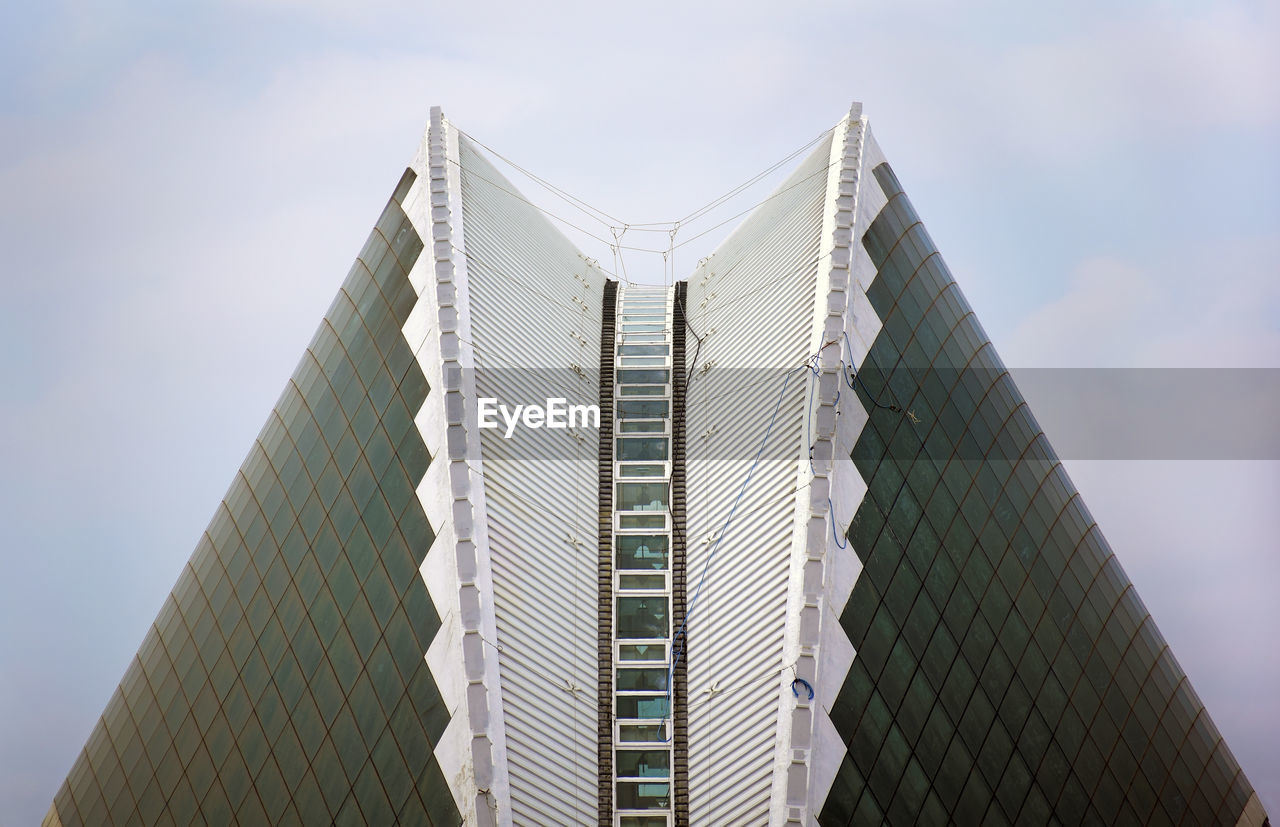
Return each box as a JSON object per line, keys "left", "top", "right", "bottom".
{"left": 48, "top": 169, "right": 460, "bottom": 826}
{"left": 820, "top": 164, "right": 1258, "bottom": 827}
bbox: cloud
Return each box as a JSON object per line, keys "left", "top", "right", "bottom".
{"left": 2, "top": 2, "right": 1278, "bottom": 822}
{"left": 1004, "top": 257, "right": 1159, "bottom": 367}
{"left": 994, "top": 6, "right": 1280, "bottom": 153}
{"left": 1064, "top": 459, "right": 1280, "bottom": 807}
{"left": 809, "top": 3, "right": 1279, "bottom": 176}
{"left": 1005, "top": 238, "right": 1280, "bottom": 368}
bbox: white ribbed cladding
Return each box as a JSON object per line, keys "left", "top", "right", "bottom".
{"left": 681, "top": 131, "right": 833, "bottom": 826}
{"left": 457, "top": 135, "right": 606, "bottom": 827}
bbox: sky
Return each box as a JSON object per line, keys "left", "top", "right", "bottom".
{"left": 1, "top": 1, "right": 1277, "bottom": 823}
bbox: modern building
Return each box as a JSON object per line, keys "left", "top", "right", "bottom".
{"left": 46, "top": 104, "right": 1268, "bottom": 826}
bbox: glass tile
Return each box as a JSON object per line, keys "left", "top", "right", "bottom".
{"left": 617, "top": 781, "right": 671, "bottom": 809}
{"left": 620, "top": 514, "right": 666, "bottom": 529}
{"left": 619, "top": 344, "right": 670, "bottom": 356}
{"left": 616, "top": 695, "right": 669, "bottom": 719}
{"left": 619, "top": 574, "right": 666, "bottom": 591}
{"left": 617, "top": 400, "right": 670, "bottom": 419}
{"left": 618, "top": 369, "right": 671, "bottom": 385}
{"left": 619, "top": 643, "right": 666, "bottom": 662}
{"left": 620, "top": 815, "right": 668, "bottom": 827}
{"left": 617, "top": 749, "right": 671, "bottom": 779}
{"left": 617, "top": 482, "right": 669, "bottom": 512}
{"left": 617, "top": 597, "right": 670, "bottom": 639}
{"left": 619, "top": 422, "right": 667, "bottom": 435}
{"left": 617, "top": 536, "right": 669, "bottom": 570}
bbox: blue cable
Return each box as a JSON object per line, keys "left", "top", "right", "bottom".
{"left": 653, "top": 334, "right": 906, "bottom": 735}
{"left": 805, "top": 356, "right": 820, "bottom": 477}
{"left": 656, "top": 361, "right": 812, "bottom": 739}
{"left": 827, "top": 495, "right": 849, "bottom": 549}
{"left": 841, "top": 330, "right": 905, "bottom": 414}
{"left": 805, "top": 350, "right": 849, "bottom": 550}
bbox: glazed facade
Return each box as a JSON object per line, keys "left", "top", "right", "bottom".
{"left": 48, "top": 106, "right": 1268, "bottom": 827}
{"left": 46, "top": 171, "right": 459, "bottom": 825}
{"left": 819, "top": 164, "right": 1262, "bottom": 825}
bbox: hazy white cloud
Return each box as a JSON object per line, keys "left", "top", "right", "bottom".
{"left": 1004, "top": 257, "right": 1160, "bottom": 367}
{"left": 817, "top": 3, "right": 1279, "bottom": 176}
{"left": 1066, "top": 459, "right": 1280, "bottom": 793}
{"left": 994, "top": 6, "right": 1280, "bottom": 154}
{"left": 1006, "top": 239, "right": 1280, "bottom": 367}
{"left": 1, "top": 1, "right": 1277, "bottom": 823}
